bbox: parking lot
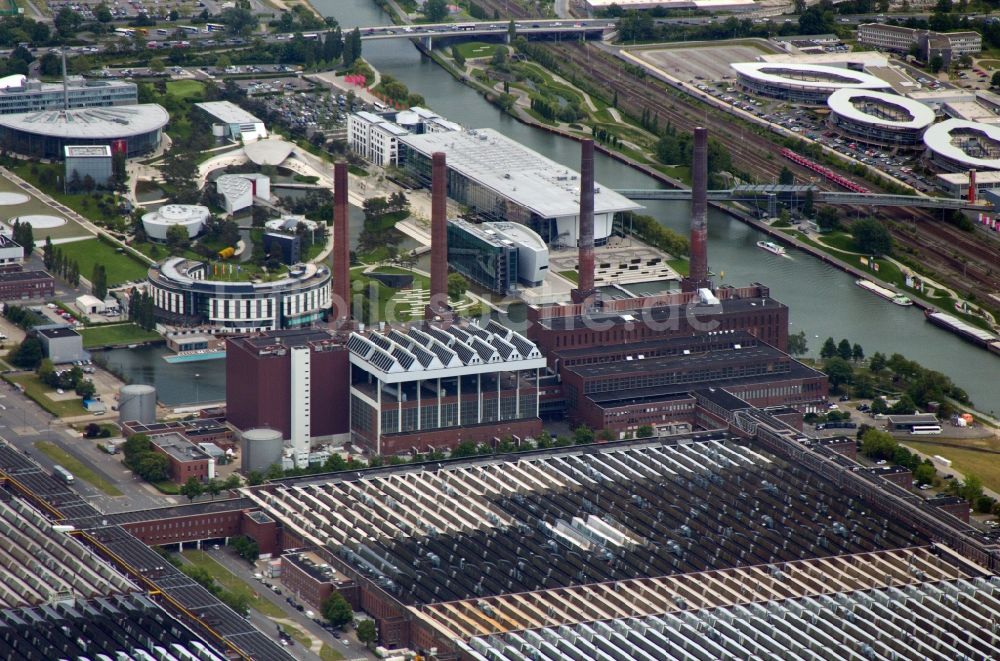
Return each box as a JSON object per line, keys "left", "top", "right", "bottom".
{"left": 634, "top": 43, "right": 778, "bottom": 83}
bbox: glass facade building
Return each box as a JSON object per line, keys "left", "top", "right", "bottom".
{"left": 447, "top": 220, "right": 518, "bottom": 294}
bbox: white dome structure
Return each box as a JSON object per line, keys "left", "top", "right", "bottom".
{"left": 142, "top": 204, "right": 210, "bottom": 241}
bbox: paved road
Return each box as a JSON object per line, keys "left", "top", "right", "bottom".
{"left": 202, "top": 547, "right": 374, "bottom": 661}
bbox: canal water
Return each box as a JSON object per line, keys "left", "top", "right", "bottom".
{"left": 103, "top": 0, "right": 1000, "bottom": 413}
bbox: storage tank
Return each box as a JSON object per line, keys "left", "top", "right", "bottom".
{"left": 118, "top": 384, "right": 156, "bottom": 425}
{"left": 241, "top": 428, "right": 284, "bottom": 475}
{"left": 212, "top": 123, "right": 225, "bottom": 138}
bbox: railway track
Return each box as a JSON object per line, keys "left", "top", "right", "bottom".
{"left": 547, "top": 41, "right": 1000, "bottom": 300}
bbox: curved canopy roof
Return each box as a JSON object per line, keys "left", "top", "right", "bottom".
{"left": 828, "top": 89, "right": 935, "bottom": 129}
{"left": 923, "top": 118, "right": 1000, "bottom": 169}
{"left": 732, "top": 62, "right": 892, "bottom": 91}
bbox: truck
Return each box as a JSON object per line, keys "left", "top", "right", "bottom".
{"left": 52, "top": 465, "right": 74, "bottom": 484}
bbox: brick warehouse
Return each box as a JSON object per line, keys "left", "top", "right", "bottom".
{"left": 226, "top": 329, "right": 350, "bottom": 443}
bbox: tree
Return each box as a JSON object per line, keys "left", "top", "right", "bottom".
{"left": 134, "top": 452, "right": 169, "bottom": 482}
{"left": 889, "top": 394, "right": 917, "bottom": 415}
{"left": 869, "top": 351, "right": 887, "bottom": 374}
{"left": 9, "top": 337, "right": 43, "bottom": 369}
{"left": 180, "top": 476, "right": 203, "bottom": 502}
{"left": 929, "top": 54, "right": 944, "bottom": 73}
{"left": 860, "top": 428, "right": 897, "bottom": 461}
{"left": 95, "top": 2, "right": 113, "bottom": 22}
{"left": 636, "top": 424, "right": 654, "bottom": 438}
{"left": 958, "top": 474, "right": 983, "bottom": 503}
{"left": 778, "top": 166, "right": 794, "bottom": 186}
{"left": 75, "top": 379, "right": 96, "bottom": 400}
{"left": 231, "top": 535, "right": 259, "bottom": 562}
{"left": 452, "top": 46, "right": 465, "bottom": 68}
{"left": 823, "top": 357, "right": 854, "bottom": 391}
{"left": 92, "top": 264, "right": 108, "bottom": 300}
{"left": 816, "top": 206, "right": 840, "bottom": 232}
{"left": 852, "top": 343, "right": 865, "bottom": 362}
{"left": 820, "top": 337, "right": 838, "bottom": 360}
{"left": 321, "top": 592, "right": 354, "bottom": 628}
{"left": 165, "top": 224, "right": 190, "bottom": 252}
{"left": 852, "top": 218, "right": 892, "bottom": 257}
{"left": 424, "top": 0, "right": 449, "bottom": 22}
{"left": 788, "top": 330, "right": 808, "bottom": 356}
{"left": 43, "top": 236, "right": 54, "bottom": 270}
{"left": 447, "top": 273, "right": 468, "bottom": 301}
{"left": 54, "top": 7, "right": 83, "bottom": 37}
{"left": 224, "top": 473, "right": 242, "bottom": 490}
{"left": 221, "top": 7, "right": 259, "bottom": 36}
{"left": 914, "top": 462, "right": 936, "bottom": 486}
{"left": 837, "top": 338, "right": 853, "bottom": 362}
{"left": 802, "top": 189, "right": 814, "bottom": 218}
{"left": 356, "top": 619, "right": 377, "bottom": 647}
{"left": 574, "top": 425, "right": 594, "bottom": 445}
{"left": 205, "top": 478, "right": 222, "bottom": 499}
{"left": 871, "top": 396, "right": 889, "bottom": 415}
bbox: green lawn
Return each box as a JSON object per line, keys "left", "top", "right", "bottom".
{"left": 81, "top": 323, "right": 162, "bottom": 349}
{"left": 4, "top": 373, "right": 87, "bottom": 417}
{"left": 165, "top": 79, "right": 205, "bottom": 99}
{"left": 902, "top": 440, "right": 1000, "bottom": 494}
{"left": 181, "top": 550, "right": 287, "bottom": 619}
{"left": 57, "top": 239, "right": 150, "bottom": 286}
{"left": 559, "top": 269, "right": 578, "bottom": 283}
{"left": 668, "top": 257, "right": 690, "bottom": 276}
{"left": 9, "top": 162, "right": 124, "bottom": 228}
{"left": 33, "top": 440, "right": 123, "bottom": 496}
{"left": 454, "top": 41, "right": 504, "bottom": 59}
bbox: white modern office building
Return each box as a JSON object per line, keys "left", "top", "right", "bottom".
{"left": 195, "top": 101, "right": 268, "bottom": 142}
{"left": 398, "top": 128, "right": 640, "bottom": 247}
{"left": 216, "top": 173, "right": 271, "bottom": 214}
{"left": 142, "top": 204, "right": 210, "bottom": 241}
{"left": 924, "top": 118, "right": 1000, "bottom": 171}
{"left": 827, "top": 89, "right": 935, "bottom": 149}
{"left": 347, "top": 106, "right": 461, "bottom": 166}
{"left": 0, "top": 77, "right": 137, "bottom": 115}
{"left": 447, "top": 219, "right": 549, "bottom": 294}
{"left": 147, "top": 257, "right": 332, "bottom": 332}
{"left": 732, "top": 62, "right": 893, "bottom": 104}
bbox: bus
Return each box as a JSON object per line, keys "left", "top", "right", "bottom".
{"left": 180, "top": 25, "right": 200, "bottom": 34}
{"left": 52, "top": 465, "right": 74, "bottom": 484}
{"left": 302, "top": 33, "right": 319, "bottom": 41}
{"left": 206, "top": 23, "right": 225, "bottom": 32}
{"left": 156, "top": 28, "right": 168, "bottom": 35}
{"left": 911, "top": 425, "right": 942, "bottom": 435}
{"left": 114, "top": 28, "right": 135, "bottom": 37}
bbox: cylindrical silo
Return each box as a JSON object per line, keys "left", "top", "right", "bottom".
{"left": 118, "top": 384, "right": 156, "bottom": 425}
{"left": 241, "top": 428, "right": 284, "bottom": 475}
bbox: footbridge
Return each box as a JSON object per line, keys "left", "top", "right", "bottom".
{"left": 357, "top": 19, "right": 610, "bottom": 43}
{"left": 619, "top": 185, "right": 991, "bottom": 211}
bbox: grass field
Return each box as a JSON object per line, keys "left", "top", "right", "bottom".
{"left": 81, "top": 323, "right": 162, "bottom": 349}
{"left": 9, "top": 162, "right": 124, "bottom": 228}
{"left": 901, "top": 440, "right": 1000, "bottom": 493}
{"left": 668, "top": 257, "right": 690, "bottom": 276}
{"left": 33, "top": 440, "right": 123, "bottom": 496}
{"left": 454, "top": 41, "right": 504, "bottom": 59}
{"left": 0, "top": 171, "right": 93, "bottom": 241}
{"left": 5, "top": 373, "right": 87, "bottom": 417}
{"left": 559, "top": 269, "right": 578, "bottom": 283}
{"left": 180, "top": 550, "right": 286, "bottom": 619}
{"left": 56, "top": 239, "right": 150, "bottom": 286}
{"left": 166, "top": 80, "right": 205, "bottom": 99}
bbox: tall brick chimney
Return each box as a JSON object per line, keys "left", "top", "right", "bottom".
{"left": 332, "top": 161, "right": 350, "bottom": 324}
{"left": 426, "top": 151, "right": 452, "bottom": 322}
{"left": 571, "top": 138, "right": 597, "bottom": 304}
{"left": 682, "top": 126, "right": 710, "bottom": 292}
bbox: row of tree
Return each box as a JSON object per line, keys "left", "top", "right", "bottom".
{"left": 618, "top": 211, "right": 690, "bottom": 258}
{"left": 178, "top": 473, "right": 242, "bottom": 502}
{"left": 42, "top": 240, "right": 81, "bottom": 287}
{"left": 38, "top": 360, "right": 96, "bottom": 399}
{"left": 127, "top": 288, "right": 156, "bottom": 331}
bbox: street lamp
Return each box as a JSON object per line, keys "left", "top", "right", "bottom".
{"left": 194, "top": 373, "right": 200, "bottom": 403}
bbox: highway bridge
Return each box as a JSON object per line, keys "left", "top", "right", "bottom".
{"left": 619, "top": 185, "right": 991, "bottom": 211}
{"left": 356, "top": 19, "right": 612, "bottom": 42}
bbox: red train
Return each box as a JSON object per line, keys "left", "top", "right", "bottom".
{"left": 780, "top": 148, "right": 870, "bottom": 194}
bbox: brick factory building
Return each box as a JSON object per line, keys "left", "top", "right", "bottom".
{"left": 226, "top": 329, "right": 350, "bottom": 452}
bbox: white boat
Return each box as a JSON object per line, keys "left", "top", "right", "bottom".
{"left": 756, "top": 240, "right": 786, "bottom": 256}
{"left": 856, "top": 278, "right": 913, "bottom": 306}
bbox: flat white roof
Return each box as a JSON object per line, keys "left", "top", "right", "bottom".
{"left": 732, "top": 62, "right": 893, "bottom": 91}
{"left": 937, "top": 170, "right": 1000, "bottom": 183}
{"left": 64, "top": 145, "right": 113, "bottom": 158}
{"left": 828, "top": 89, "right": 935, "bottom": 129}
{"left": 923, "top": 118, "right": 1000, "bottom": 169}
{"left": 760, "top": 52, "right": 889, "bottom": 67}
{"left": 486, "top": 221, "right": 547, "bottom": 251}
{"left": 398, "top": 128, "right": 641, "bottom": 220}
{"left": 243, "top": 138, "right": 294, "bottom": 165}
{"left": 195, "top": 100, "right": 263, "bottom": 125}
{"left": 0, "top": 104, "right": 168, "bottom": 139}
